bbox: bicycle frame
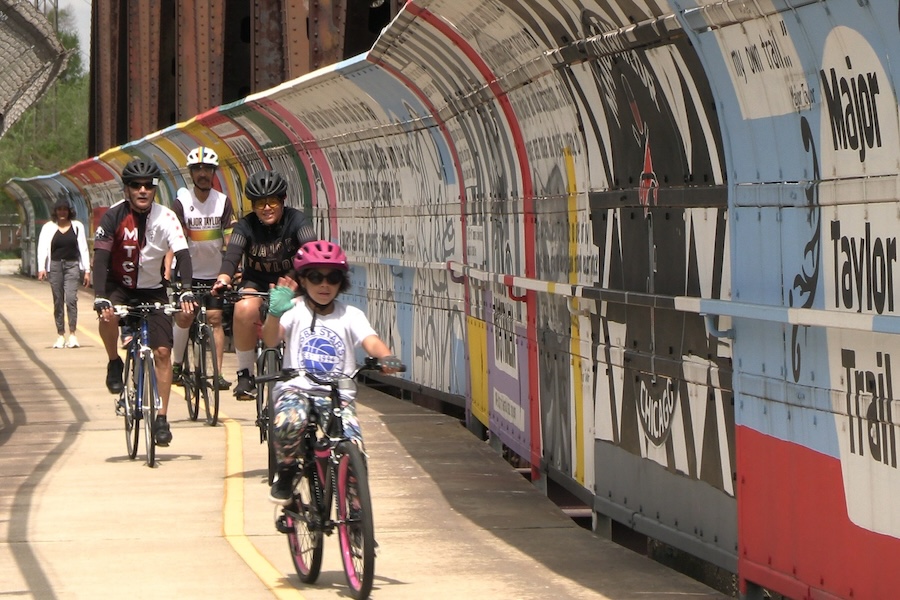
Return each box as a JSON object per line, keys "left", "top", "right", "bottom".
{"left": 135, "top": 316, "right": 160, "bottom": 464}
{"left": 294, "top": 392, "right": 347, "bottom": 529}
{"left": 179, "top": 285, "right": 221, "bottom": 426}
{"left": 117, "top": 302, "right": 173, "bottom": 468}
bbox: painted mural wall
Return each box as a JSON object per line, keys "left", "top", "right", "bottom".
{"left": 5, "top": 1, "right": 900, "bottom": 598}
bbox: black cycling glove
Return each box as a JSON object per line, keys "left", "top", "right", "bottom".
{"left": 94, "top": 298, "right": 112, "bottom": 314}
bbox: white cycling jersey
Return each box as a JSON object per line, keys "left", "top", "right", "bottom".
{"left": 94, "top": 199, "right": 188, "bottom": 290}
{"left": 173, "top": 187, "right": 235, "bottom": 280}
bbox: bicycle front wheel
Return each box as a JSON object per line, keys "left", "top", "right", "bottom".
{"left": 257, "top": 347, "right": 280, "bottom": 483}
{"left": 336, "top": 442, "right": 375, "bottom": 600}
{"left": 143, "top": 353, "right": 157, "bottom": 468}
{"left": 196, "top": 324, "right": 220, "bottom": 426}
{"left": 255, "top": 349, "right": 268, "bottom": 445}
{"left": 182, "top": 332, "right": 200, "bottom": 421}
{"left": 286, "top": 463, "right": 324, "bottom": 583}
{"left": 123, "top": 346, "right": 139, "bottom": 459}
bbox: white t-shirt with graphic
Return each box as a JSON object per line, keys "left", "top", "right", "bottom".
{"left": 280, "top": 298, "right": 377, "bottom": 400}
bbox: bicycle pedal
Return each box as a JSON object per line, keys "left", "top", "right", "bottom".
{"left": 275, "top": 515, "right": 292, "bottom": 534}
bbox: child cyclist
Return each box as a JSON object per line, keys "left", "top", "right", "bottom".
{"left": 261, "top": 240, "right": 403, "bottom": 505}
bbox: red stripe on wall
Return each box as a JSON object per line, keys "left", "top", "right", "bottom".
{"left": 738, "top": 426, "right": 900, "bottom": 599}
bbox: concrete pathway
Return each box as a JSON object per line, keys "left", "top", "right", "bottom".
{"left": 0, "top": 271, "right": 727, "bottom": 599}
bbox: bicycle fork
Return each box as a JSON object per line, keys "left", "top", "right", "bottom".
{"left": 136, "top": 348, "right": 162, "bottom": 415}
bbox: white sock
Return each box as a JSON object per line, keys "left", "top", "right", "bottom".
{"left": 172, "top": 324, "right": 190, "bottom": 363}
{"left": 237, "top": 349, "right": 256, "bottom": 373}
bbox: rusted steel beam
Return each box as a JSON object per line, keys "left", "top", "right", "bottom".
{"left": 309, "top": 0, "right": 345, "bottom": 71}
{"left": 283, "top": 0, "right": 310, "bottom": 79}
{"left": 176, "top": 0, "right": 225, "bottom": 120}
{"left": 252, "top": 0, "right": 286, "bottom": 93}
{"left": 90, "top": 0, "right": 119, "bottom": 154}
{"left": 126, "top": 0, "right": 161, "bottom": 139}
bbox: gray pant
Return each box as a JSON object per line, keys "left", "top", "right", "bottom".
{"left": 48, "top": 260, "right": 81, "bottom": 335}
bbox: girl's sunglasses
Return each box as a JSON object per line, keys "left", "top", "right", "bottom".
{"left": 303, "top": 270, "right": 344, "bottom": 285}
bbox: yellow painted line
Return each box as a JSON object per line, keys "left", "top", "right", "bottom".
{"left": 3, "top": 280, "right": 301, "bottom": 598}
{"left": 222, "top": 415, "right": 304, "bottom": 599}
{"left": 564, "top": 148, "right": 585, "bottom": 486}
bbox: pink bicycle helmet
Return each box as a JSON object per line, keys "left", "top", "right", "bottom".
{"left": 293, "top": 240, "right": 349, "bottom": 272}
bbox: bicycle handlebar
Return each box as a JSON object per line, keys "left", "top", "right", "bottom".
{"left": 175, "top": 282, "right": 215, "bottom": 293}
{"left": 255, "top": 356, "right": 406, "bottom": 385}
{"left": 219, "top": 289, "right": 269, "bottom": 301}
{"left": 112, "top": 302, "right": 180, "bottom": 317}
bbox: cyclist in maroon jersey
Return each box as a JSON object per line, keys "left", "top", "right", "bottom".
{"left": 92, "top": 158, "right": 197, "bottom": 446}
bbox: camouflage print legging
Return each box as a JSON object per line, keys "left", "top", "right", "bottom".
{"left": 271, "top": 383, "right": 363, "bottom": 466}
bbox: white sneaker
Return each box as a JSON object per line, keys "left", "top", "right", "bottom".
{"left": 52, "top": 335, "right": 66, "bottom": 349}
{"left": 66, "top": 334, "right": 80, "bottom": 348}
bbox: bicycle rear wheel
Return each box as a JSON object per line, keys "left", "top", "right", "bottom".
{"left": 336, "top": 442, "right": 375, "bottom": 600}
{"left": 123, "top": 346, "right": 139, "bottom": 459}
{"left": 196, "top": 324, "right": 220, "bottom": 426}
{"left": 143, "top": 355, "right": 157, "bottom": 468}
{"left": 286, "top": 463, "right": 324, "bottom": 583}
{"left": 182, "top": 332, "right": 200, "bottom": 421}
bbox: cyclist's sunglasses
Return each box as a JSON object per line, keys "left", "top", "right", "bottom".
{"left": 302, "top": 270, "right": 344, "bottom": 285}
{"left": 127, "top": 181, "right": 157, "bottom": 190}
{"left": 252, "top": 198, "right": 282, "bottom": 210}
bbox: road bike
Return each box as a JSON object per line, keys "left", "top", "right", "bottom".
{"left": 223, "top": 288, "right": 281, "bottom": 483}
{"left": 115, "top": 301, "right": 178, "bottom": 468}
{"left": 176, "top": 284, "right": 221, "bottom": 426}
{"left": 257, "top": 357, "right": 405, "bottom": 600}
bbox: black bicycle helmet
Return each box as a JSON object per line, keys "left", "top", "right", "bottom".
{"left": 245, "top": 169, "right": 287, "bottom": 200}
{"left": 122, "top": 158, "right": 162, "bottom": 183}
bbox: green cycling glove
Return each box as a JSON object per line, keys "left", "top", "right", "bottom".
{"left": 268, "top": 285, "right": 295, "bottom": 318}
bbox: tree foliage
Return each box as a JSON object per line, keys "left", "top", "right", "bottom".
{"left": 0, "top": 7, "right": 88, "bottom": 211}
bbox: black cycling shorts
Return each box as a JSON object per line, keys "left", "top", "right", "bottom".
{"left": 191, "top": 278, "right": 224, "bottom": 310}
{"left": 108, "top": 286, "right": 174, "bottom": 349}
{"left": 237, "top": 279, "right": 270, "bottom": 292}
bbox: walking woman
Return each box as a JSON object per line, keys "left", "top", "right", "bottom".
{"left": 37, "top": 198, "right": 91, "bottom": 348}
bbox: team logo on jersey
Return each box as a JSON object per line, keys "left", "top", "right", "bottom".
{"left": 298, "top": 326, "right": 346, "bottom": 374}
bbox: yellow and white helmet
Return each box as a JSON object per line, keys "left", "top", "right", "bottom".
{"left": 186, "top": 146, "right": 219, "bottom": 167}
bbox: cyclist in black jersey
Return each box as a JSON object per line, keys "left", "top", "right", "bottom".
{"left": 212, "top": 169, "right": 316, "bottom": 398}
